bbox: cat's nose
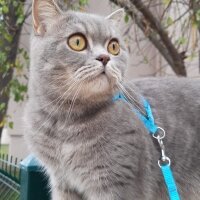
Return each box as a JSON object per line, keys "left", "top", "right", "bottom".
{"left": 96, "top": 54, "right": 110, "bottom": 66}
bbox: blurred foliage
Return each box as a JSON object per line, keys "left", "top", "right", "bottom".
{"left": 58, "top": 0, "right": 88, "bottom": 10}
{"left": 110, "top": 0, "right": 200, "bottom": 76}
{"left": 0, "top": 144, "right": 8, "bottom": 155}
{"left": 0, "top": 0, "right": 28, "bottom": 130}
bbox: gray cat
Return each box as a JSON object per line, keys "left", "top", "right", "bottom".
{"left": 24, "top": 0, "right": 200, "bottom": 199}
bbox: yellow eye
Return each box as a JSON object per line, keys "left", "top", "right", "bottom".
{"left": 68, "top": 34, "right": 87, "bottom": 51}
{"left": 107, "top": 39, "right": 120, "bottom": 55}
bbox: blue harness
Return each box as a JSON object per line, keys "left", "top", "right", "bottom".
{"left": 113, "top": 92, "right": 181, "bottom": 200}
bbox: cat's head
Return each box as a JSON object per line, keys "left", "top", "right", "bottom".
{"left": 31, "top": 0, "right": 128, "bottom": 103}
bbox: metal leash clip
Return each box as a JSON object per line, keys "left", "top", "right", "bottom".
{"left": 152, "top": 127, "right": 171, "bottom": 168}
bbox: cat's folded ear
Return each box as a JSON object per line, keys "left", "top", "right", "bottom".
{"left": 32, "top": 0, "right": 62, "bottom": 36}
{"left": 106, "top": 9, "right": 125, "bottom": 24}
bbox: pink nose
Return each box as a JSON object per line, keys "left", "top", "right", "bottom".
{"left": 96, "top": 54, "right": 110, "bottom": 66}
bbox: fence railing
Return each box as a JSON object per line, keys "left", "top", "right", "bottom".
{"left": 0, "top": 154, "right": 50, "bottom": 200}
{"left": 0, "top": 154, "right": 20, "bottom": 200}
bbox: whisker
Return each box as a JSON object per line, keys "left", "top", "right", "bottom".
{"left": 67, "top": 84, "right": 83, "bottom": 120}
{"left": 60, "top": 77, "right": 89, "bottom": 129}
{"left": 117, "top": 83, "right": 140, "bottom": 106}
{"left": 74, "top": 64, "right": 94, "bottom": 75}
{"left": 34, "top": 79, "right": 83, "bottom": 133}
{"left": 31, "top": 75, "right": 76, "bottom": 99}
{"left": 125, "top": 84, "right": 144, "bottom": 100}
{"left": 35, "top": 79, "right": 81, "bottom": 111}
{"left": 103, "top": 64, "right": 146, "bottom": 116}
{"left": 117, "top": 84, "right": 147, "bottom": 117}
{"left": 75, "top": 68, "right": 103, "bottom": 80}
{"left": 108, "top": 65, "right": 122, "bottom": 81}
{"left": 117, "top": 85, "right": 143, "bottom": 110}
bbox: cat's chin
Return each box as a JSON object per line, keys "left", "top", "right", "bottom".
{"left": 79, "top": 73, "right": 117, "bottom": 102}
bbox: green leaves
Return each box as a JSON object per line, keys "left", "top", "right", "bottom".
{"left": 10, "top": 79, "right": 27, "bottom": 102}
{"left": 0, "top": 52, "right": 7, "bottom": 66}
{"left": 0, "top": 0, "right": 25, "bottom": 27}
{"left": 79, "top": 0, "right": 88, "bottom": 6}
{"left": 125, "top": 14, "right": 129, "bottom": 23}
{"left": 166, "top": 16, "right": 173, "bottom": 26}
{"left": 0, "top": 1, "right": 9, "bottom": 15}
{"left": 0, "top": 0, "right": 29, "bottom": 132}
{"left": 71, "top": 0, "right": 88, "bottom": 10}
{"left": 162, "top": 0, "right": 171, "bottom": 6}
{"left": 0, "top": 103, "right": 6, "bottom": 112}
{"left": 4, "top": 33, "right": 13, "bottom": 43}
{"left": 0, "top": 117, "right": 14, "bottom": 129}
{"left": 16, "top": 15, "right": 25, "bottom": 25}
{"left": 194, "top": 9, "right": 200, "bottom": 28}
{"left": 195, "top": 10, "right": 200, "bottom": 22}
{"left": 8, "top": 121, "right": 14, "bottom": 129}
{"left": 175, "top": 37, "right": 187, "bottom": 46}
{"left": 2, "top": 5, "right": 9, "bottom": 14}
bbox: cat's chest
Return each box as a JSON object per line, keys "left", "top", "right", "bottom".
{"left": 59, "top": 140, "right": 103, "bottom": 192}
{"left": 57, "top": 102, "right": 141, "bottom": 166}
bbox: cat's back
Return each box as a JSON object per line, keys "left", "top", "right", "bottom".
{"left": 132, "top": 78, "right": 200, "bottom": 199}
{"left": 133, "top": 77, "right": 200, "bottom": 101}
{"left": 133, "top": 77, "right": 200, "bottom": 116}
{"left": 132, "top": 77, "right": 200, "bottom": 132}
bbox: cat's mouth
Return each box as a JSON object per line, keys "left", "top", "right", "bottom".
{"left": 74, "top": 67, "right": 120, "bottom": 101}
{"left": 95, "top": 69, "right": 114, "bottom": 81}
{"left": 76, "top": 64, "right": 121, "bottom": 92}
{"left": 89, "top": 67, "right": 120, "bottom": 85}
{"left": 87, "top": 71, "right": 109, "bottom": 83}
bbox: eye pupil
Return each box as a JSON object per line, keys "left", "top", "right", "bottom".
{"left": 76, "top": 39, "right": 80, "bottom": 46}
{"left": 113, "top": 44, "right": 116, "bottom": 50}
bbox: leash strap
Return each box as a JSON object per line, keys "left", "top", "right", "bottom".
{"left": 113, "top": 92, "right": 181, "bottom": 200}
{"left": 113, "top": 92, "right": 158, "bottom": 133}
{"left": 161, "top": 165, "right": 180, "bottom": 200}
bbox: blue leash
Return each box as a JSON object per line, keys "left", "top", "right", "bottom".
{"left": 113, "top": 92, "right": 181, "bottom": 200}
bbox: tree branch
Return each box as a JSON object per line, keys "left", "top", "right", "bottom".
{"left": 0, "top": 0, "right": 26, "bottom": 139}
{"left": 130, "top": 0, "right": 187, "bottom": 75}
{"left": 110, "top": 0, "right": 187, "bottom": 76}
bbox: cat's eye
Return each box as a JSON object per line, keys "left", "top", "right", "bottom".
{"left": 68, "top": 34, "right": 87, "bottom": 51}
{"left": 107, "top": 39, "right": 120, "bottom": 55}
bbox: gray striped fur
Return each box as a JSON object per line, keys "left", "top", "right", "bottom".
{"left": 24, "top": 2, "right": 200, "bottom": 199}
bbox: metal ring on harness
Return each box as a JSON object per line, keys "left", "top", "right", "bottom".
{"left": 152, "top": 127, "right": 165, "bottom": 139}
{"left": 158, "top": 156, "right": 171, "bottom": 168}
